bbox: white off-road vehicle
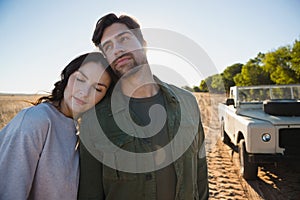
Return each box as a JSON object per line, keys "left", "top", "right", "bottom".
{"left": 218, "top": 84, "right": 300, "bottom": 180}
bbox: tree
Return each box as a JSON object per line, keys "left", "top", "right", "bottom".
{"left": 263, "top": 46, "right": 299, "bottom": 84}
{"left": 192, "top": 86, "right": 201, "bottom": 92}
{"left": 200, "top": 74, "right": 225, "bottom": 93}
{"left": 234, "top": 58, "right": 272, "bottom": 86}
{"left": 200, "top": 38, "right": 300, "bottom": 88}
{"left": 270, "top": 67, "right": 299, "bottom": 84}
{"left": 291, "top": 39, "right": 300, "bottom": 78}
{"left": 199, "top": 79, "right": 209, "bottom": 92}
{"left": 211, "top": 74, "right": 225, "bottom": 93}
{"left": 222, "top": 63, "right": 243, "bottom": 93}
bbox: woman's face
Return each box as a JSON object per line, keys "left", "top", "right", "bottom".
{"left": 61, "top": 61, "right": 111, "bottom": 118}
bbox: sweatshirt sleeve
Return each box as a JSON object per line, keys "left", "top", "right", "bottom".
{"left": 0, "top": 108, "right": 49, "bottom": 199}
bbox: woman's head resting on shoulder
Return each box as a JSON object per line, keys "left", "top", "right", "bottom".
{"left": 37, "top": 52, "right": 114, "bottom": 118}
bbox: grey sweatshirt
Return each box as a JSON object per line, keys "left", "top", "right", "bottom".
{"left": 0, "top": 102, "right": 79, "bottom": 200}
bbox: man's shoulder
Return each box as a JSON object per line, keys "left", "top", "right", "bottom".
{"left": 94, "top": 94, "right": 111, "bottom": 109}
{"left": 163, "top": 82, "right": 196, "bottom": 100}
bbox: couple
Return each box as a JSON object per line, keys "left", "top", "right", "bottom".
{"left": 0, "top": 13, "right": 209, "bottom": 200}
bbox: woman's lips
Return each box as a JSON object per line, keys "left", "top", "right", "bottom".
{"left": 73, "top": 96, "right": 86, "bottom": 105}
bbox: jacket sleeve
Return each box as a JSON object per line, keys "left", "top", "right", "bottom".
{"left": 0, "top": 109, "right": 47, "bottom": 199}
{"left": 77, "top": 107, "right": 105, "bottom": 200}
{"left": 197, "top": 114, "right": 209, "bottom": 200}
{"left": 77, "top": 142, "right": 104, "bottom": 200}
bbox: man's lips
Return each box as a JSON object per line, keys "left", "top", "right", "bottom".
{"left": 113, "top": 55, "right": 132, "bottom": 68}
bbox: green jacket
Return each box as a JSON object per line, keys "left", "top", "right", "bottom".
{"left": 78, "top": 77, "right": 209, "bottom": 200}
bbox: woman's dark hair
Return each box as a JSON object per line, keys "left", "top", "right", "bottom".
{"left": 92, "top": 13, "right": 146, "bottom": 50}
{"left": 35, "top": 52, "right": 116, "bottom": 105}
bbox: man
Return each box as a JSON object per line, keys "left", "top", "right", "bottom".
{"left": 78, "top": 13, "right": 209, "bottom": 200}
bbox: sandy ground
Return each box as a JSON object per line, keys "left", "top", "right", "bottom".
{"left": 194, "top": 92, "right": 300, "bottom": 200}
{"left": 1, "top": 93, "right": 300, "bottom": 199}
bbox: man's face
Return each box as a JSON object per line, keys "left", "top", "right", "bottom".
{"left": 100, "top": 23, "right": 147, "bottom": 77}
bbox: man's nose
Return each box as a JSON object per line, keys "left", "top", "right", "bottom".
{"left": 113, "top": 42, "right": 125, "bottom": 56}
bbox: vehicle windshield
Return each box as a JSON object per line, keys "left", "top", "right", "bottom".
{"left": 238, "top": 85, "right": 300, "bottom": 103}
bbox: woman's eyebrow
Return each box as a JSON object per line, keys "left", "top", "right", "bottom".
{"left": 78, "top": 69, "right": 108, "bottom": 89}
{"left": 78, "top": 70, "right": 88, "bottom": 79}
{"left": 98, "top": 82, "right": 108, "bottom": 88}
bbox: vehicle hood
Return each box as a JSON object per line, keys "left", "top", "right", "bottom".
{"left": 237, "top": 109, "right": 300, "bottom": 125}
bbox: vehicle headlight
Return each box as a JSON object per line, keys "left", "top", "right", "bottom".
{"left": 262, "top": 133, "right": 271, "bottom": 142}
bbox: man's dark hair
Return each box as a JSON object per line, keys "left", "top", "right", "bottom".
{"left": 92, "top": 13, "right": 146, "bottom": 50}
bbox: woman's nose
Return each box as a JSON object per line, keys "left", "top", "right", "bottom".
{"left": 78, "top": 85, "right": 90, "bottom": 97}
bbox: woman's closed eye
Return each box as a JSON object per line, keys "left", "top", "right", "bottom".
{"left": 94, "top": 82, "right": 109, "bottom": 93}
{"left": 75, "top": 72, "right": 87, "bottom": 83}
{"left": 94, "top": 86, "right": 103, "bottom": 92}
{"left": 76, "top": 77, "right": 85, "bottom": 82}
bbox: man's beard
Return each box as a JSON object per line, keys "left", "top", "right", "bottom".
{"left": 112, "top": 52, "right": 145, "bottom": 78}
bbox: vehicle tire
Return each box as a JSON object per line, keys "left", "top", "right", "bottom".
{"left": 220, "top": 121, "right": 230, "bottom": 145}
{"left": 238, "top": 139, "right": 258, "bottom": 180}
{"left": 263, "top": 100, "right": 300, "bottom": 116}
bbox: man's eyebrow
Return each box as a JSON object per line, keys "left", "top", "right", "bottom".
{"left": 116, "top": 30, "right": 133, "bottom": 38}
{"left": 101, "top": 40, "right": 111, "bottom": 49}
{"left": 101, "top": 30, "right": 133, "bottom": 47}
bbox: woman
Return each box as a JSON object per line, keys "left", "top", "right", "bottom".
{"left": 0, "top": 52, "right": 113, "bottom": 199}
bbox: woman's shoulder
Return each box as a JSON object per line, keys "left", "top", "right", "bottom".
{"left": 0, "top": 103, "right": 58, "bottom": 142}
{"left": 9, "top": 103, "right": 58, "bottom": 131}
{"left": 23, "top": 102, "right": 54, "bottom": 120}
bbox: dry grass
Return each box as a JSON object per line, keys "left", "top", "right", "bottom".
{"left": 0, "top": 93, "right": 227, "bottom": 131}
{"left": 193, "top": 92, "right": 226, "bottom": 128}
{"left": 0, "top": 94, "right": 43, "bottom": 130}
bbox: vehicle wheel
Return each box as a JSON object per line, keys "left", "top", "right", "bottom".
{"left": 220, "top": 121, "right": 230, "bottom": 145}
{"left": 238, "top": 139, "right": 258, "bottom": 180}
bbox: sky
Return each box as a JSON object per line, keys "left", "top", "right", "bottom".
{"left": 0, "top": 0, "right": 300, "bottom": 94}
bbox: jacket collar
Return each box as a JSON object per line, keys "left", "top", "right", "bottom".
{"left": 110, "top": 76, "right": 179, "bottom": 114}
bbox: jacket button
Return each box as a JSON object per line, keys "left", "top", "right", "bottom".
{"left": 145, "top": 173, "right": 152, "bottom": 180}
